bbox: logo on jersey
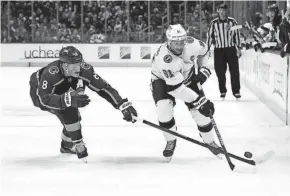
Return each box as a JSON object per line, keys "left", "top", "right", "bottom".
{"left": 48, "top": 66, "right": 59, "bottom": 74}
{"left": 120, "top": 46, "right": 131, "bottom": 59}
{"left": 98, "top": 46, "right": 110, "bottom": 59}
{"left": 76, "top": 79, "right": 84, "bottom": 88}
{"left": 198, "top": 40, "right": 206, "bottom": 47}
{"left": 186, "top": 36, "right": 194, "bottom": 43}
{"left": 163, "top": 55, "right": 172, "bottom": 63}
{"left": 81, "top": 63, "right": 91, "bottom": 70}
{"left": 140, "top": 46, "right": 151, "bottom": 59}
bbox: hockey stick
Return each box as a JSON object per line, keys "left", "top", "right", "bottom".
{"left": 132, "top": 116, "right": 273, "bottom": 167}
{"left": 195, "top": 86, "right": 240, "bottom": 170}
{"left": 193, "top": 60, "right": 269, "bottom": 173}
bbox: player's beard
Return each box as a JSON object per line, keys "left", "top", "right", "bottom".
{"left": 168, "top": 44, "right": 183, "bottom": 55}
{"left": 171, "top": 46, "right": 183, "bottom": 55}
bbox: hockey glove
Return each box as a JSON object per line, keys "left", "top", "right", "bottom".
{"left": 190, "top": 95, "right": 215, "bottom": 117}
{"left": 118, "top": 98, "right": 138, "bottom": 123}
{"left": 63, "top": 88, "right": 90, "bottom": 108}
{"left": 192, "top": 67, "right": 211, "bottom": 85}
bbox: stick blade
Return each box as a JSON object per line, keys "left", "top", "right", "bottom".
{"left": 254, "top": 150, "right": 275, "bottom": 165}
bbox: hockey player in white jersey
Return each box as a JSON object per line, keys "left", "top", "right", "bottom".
{"left": 151, "top": 24, "right": 221, "bottom": 161}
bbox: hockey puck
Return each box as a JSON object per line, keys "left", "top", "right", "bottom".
{"left": 244, "top": 151, "right": 253, "bottom": 158}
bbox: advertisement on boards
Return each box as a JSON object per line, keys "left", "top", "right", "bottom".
{"left": 97, "top": 46, "right": 110, "bottom": 59}
{"left": 140, "top": 46, "right": 151, "bottom": 59}
{"left": 259, "top": 62, "right": 270, "bottom": 85}
{"left": 273, "top": 70, "right": 285, "bottom": 101}
{"left": 24, "top": 46, "right": 61, "bottom": 59}
{"left": 1, "top": 44, "right": 159, "bottom": 65}
{"left": 258, "top": 51, "right": 288, "bottom": 124}
{"left": 120, "top": 46, "right": 131, "bottom": 59}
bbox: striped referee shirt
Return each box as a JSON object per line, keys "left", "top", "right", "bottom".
{"left": 206, "top": 16, "right": 241, "bottom": 49}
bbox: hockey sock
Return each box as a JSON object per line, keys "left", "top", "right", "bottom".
{"left": 198, "top": 123, "right": 215, "bottom": 143}
{"left": 64, "top": 122, "right": 83, "bottom": 143}
{"left": 61, "top": 128, "right": 74, "bottom": 148}
{"left": 159, "top": 118, "right": 177, "bottom": 141}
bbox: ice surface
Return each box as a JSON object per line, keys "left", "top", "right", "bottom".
{"left": 1, "top": 67, "right": 290, "bottom": 196}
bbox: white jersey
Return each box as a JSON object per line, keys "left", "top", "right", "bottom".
{"left": 151, "top": 36, "right": 209, "bottom": 103}
{"left": 151, "top": 36, "right": 208, "bottom": 87}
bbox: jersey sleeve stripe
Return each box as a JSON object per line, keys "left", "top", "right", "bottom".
{"left": 81, "top": 75, "right": 118, "bottom": 105}
{"left": 102, "top": 89, "right": 118, "bottom": 105}
{"left": 53, "top": 79, "right": 65, "bottom": 86}
{"left": 78, "top": 76, "right": 90, "bottom": 84}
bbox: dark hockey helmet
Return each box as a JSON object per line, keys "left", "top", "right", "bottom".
{"left": 59, "top": 46, "right": 83, "bottom": 64}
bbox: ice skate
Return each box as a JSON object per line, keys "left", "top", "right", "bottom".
{"left": 234, "top": 93, "right": 241, "bottom": 100}
{"left": 75, "top": 141, "right": 88, "bottom": 163}
{"left": 220, "top": 93, "right": 226, "bottom": 101}
{"left": 60, "top": 141, "right": 76, "bottom": 154}
{"left": 163, "top": 139, "right": 177, "bottom": 162}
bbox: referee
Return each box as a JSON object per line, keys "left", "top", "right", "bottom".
{"left": 206, "top": 3, "right": 242, "bottom": 99}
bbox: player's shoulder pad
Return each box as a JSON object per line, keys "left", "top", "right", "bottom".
{"left": 80, "top": 62, "right": 92, "bottom": 70}
{"left": 80, "top": 63, "right": 94, "bottom": 74}
{"left": 185, "top": 36, "right": 195, "bottom": 44}
{"left": 46, "top": 60, "right": 60, "bottom": 75}
{"left": 42, "top": 61, "right": 63, "bottom": 84}
{"left": 79, "top": 62, "right": 97, "bottom": 81}
{"left": 48, "top": 65, "right": 59, "bottom": 75}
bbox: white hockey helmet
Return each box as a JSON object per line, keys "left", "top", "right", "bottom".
{"left": 166, "top": 24, "right": 187, "bottom": 41}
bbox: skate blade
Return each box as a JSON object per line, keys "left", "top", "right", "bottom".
{"left": 80, "top": 157, "right": 88, "bottom": 163}
{"left": 165, "top": 157, "right": 172, "bottom": 163}
{"left": 216, "top": 154, "right": 223, "bottom": 160}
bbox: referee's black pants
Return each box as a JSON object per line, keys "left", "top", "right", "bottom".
{"left": 214, "top": 46, "right": 240, "bottom": 95}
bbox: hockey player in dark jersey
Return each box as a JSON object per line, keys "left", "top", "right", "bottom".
{"left": 29, "top": 46, "right": 138, "bottom": 162}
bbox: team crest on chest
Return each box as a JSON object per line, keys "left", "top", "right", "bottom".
{"left": 163, "top": 54, "right": 172, "bottom": 63}
{"left": 81, "top": 63, "right": 91, "bottom": 70}
{"left": 49, "top": 66, "right": 59, "bottom": 74}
